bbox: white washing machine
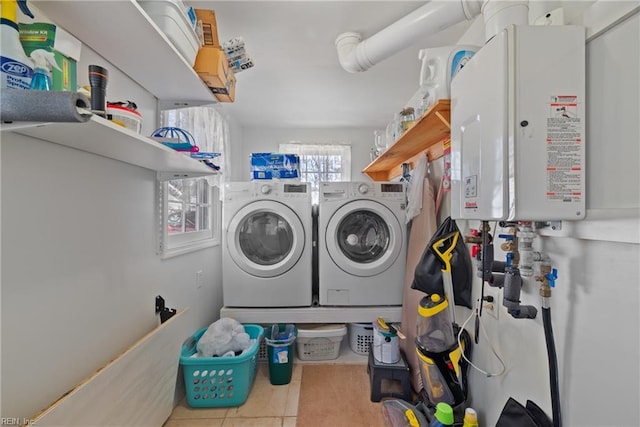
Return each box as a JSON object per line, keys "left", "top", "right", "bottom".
{"left": 318, "top": 181, "right": 407, "bottom": 306}
{"left": 222, "top": 181, "right": 312, "bottom": 307}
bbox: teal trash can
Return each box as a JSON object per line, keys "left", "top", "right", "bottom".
{"left": 265, "top": 324, "right": 297, "bottom": 385}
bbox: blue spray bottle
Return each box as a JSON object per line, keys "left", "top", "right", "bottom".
{"left": 29, "top": 49, "right": 60, "bottom": 90}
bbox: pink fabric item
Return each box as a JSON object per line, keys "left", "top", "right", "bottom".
{"left": 399, "top": 177, "right": 437, "bottom": 393}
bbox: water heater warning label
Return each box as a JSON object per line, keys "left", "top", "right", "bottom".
{"left": 546, "top": 95, "right": 582, "bottom": 202}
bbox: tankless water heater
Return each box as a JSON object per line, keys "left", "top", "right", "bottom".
{"left": 450, "top": 24, "right": 585, "bottom": 221}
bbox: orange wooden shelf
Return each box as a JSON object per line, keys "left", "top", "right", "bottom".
{"left": 363, "top": 99, "right": 451, "bottom": 181}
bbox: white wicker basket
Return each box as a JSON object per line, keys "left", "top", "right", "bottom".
{"left": 348, "top": 323, "right": 374, "bottom": 354}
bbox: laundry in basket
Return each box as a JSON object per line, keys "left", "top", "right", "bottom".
{"left": 197, "top": 317, "right": 251, "bottom": 357}
{"left": 180, "top": 324, "right": 264, "bottom": 408}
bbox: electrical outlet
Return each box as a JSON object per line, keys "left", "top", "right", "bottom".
{"left": 195, "top": 270, "right": 204, "bottom": 289}
{"left": 483, "top": 287, "right": 500, "bottom": 319}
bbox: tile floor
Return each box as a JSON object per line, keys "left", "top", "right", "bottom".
{"left": 164, "top": 363, "right": 303, "bottom": 427}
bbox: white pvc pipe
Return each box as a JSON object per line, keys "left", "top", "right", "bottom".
{"left": 335, "top": 0, "right": 483, "bottom": 73}
{"left": 482, "top": 0, "right": 529, "bottom": 42}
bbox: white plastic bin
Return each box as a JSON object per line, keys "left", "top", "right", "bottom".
{"left": 138, "top": 0, "right": 200, "bottom": 66}
{"left": 296, "top": 324, "right": 346, "bottom": 361}
{"left": 348, "top": 323, "right": 374, "bottom": 354}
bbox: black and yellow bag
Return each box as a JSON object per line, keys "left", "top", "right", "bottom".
{"left": 411, "top": 216, "right": 473, "bottom": 309}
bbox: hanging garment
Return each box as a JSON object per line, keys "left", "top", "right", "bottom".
{"left": 399, "top": 173, "right": 437, "bottom": 393}
{"left": 404, "top": 154, "right": 428, "bottom": 223}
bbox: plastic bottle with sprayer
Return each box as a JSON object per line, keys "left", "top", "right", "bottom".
{"left": 0, "top": 0, "right": 35, "bottom": 89}
{"left": 29, "top": 49, "right": 60, "bottom": 90}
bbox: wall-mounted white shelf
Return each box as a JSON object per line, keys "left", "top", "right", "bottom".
{"left": 1, "top": 116, "right": 216, "bottom": 179}
{"left": 31, "top": 0, "right": 216, "bottom": 108}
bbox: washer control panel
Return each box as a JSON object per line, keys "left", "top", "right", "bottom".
{"left": 357, "top": 183, "right": 369, "bottom": 194}
{"left": 349, "top": 182, "right": 405, "bottom": 200}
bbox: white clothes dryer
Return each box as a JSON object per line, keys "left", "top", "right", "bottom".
{"left": 318, "top": 181, "right": 407, "bottom": 306}
{"left": 222, "top": 181, "right": 312, "bottom": 307}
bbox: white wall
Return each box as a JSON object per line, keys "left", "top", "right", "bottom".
{"left": 233, "top": 127, "right": 378, "bottom": 182}
{"left": 227, "top": 116, "right": 245, "bottom": 182}
{"left": 1, "top": 44, "right": 222, "bottom": 420}
{"left": 454, "top": 5, "right": 640, "bottom": 426}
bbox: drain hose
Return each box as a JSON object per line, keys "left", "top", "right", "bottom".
{"left": 542, "top": 306, "right": 562, "bottom": 427}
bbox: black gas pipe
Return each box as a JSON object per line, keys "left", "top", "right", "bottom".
{"left": 541, "top": 269, "right": 562, "bottom": 427}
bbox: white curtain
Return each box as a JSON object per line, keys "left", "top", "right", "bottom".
{"left": 279, "top": 142, "right": 351, "bottom": 181}
{"left": 279, "top": 142, "right": 351, "bottom": 204}
{"left": 161, "top": 106, "right": 231, "bottom": 185}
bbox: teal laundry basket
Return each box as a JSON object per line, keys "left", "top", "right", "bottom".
{"left": 180, "top": 324, "right": 264, "bottom": 408}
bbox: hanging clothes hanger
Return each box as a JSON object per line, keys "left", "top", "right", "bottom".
{"left": 401, "top": 163, "right": 411, "bottom": 182}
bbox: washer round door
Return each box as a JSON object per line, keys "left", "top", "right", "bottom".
{"left": 227, "top": 200, "right": 305, "bottom": 278}
{"left": 325, "top": 200, "right": 402, "bottom": 277}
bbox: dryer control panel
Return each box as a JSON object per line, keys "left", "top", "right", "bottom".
{"left": 378, "top": 183, "right": 405, "bottom": 200}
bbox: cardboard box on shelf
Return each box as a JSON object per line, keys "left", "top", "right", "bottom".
{"left": 19, "top": 22, "right": 81, "bottom": 91}
{"left": 214, "top": 71, "right": 235, "bottom": 103}
{"left": 194, "top": 9, "right": 220, "bottom": 48}
{"left": 194, "top": 47, "right": 235, "bottom": 102}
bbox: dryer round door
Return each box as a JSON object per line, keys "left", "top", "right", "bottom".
{"left": 325, "top": 200, "right": 402, "bottom": 277}
{"left": 227, "top": 200, "right": 305, "bottom": 278}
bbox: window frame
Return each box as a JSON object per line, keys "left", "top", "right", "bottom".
{"left": 158, "top": 178, "right": 221, "bottom": 259}
{"left": 156, "top": 105, "right": 228, "bottom": 258}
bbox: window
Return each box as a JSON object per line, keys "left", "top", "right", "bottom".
{"left": 163, "top": 178, "right": 219, "bottom": 253}
{"left": 158, "top": 106, "right": 229, "bottom": 257}
{"left": 279, "top": 143, "right": 351, "bottom": 204}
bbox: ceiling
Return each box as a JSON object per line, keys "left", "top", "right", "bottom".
{"left": 187, "top": 1, "right": 474, "bottom": 129}
{"left": 189, "top": 1, "right": 596, "bottom": 130}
